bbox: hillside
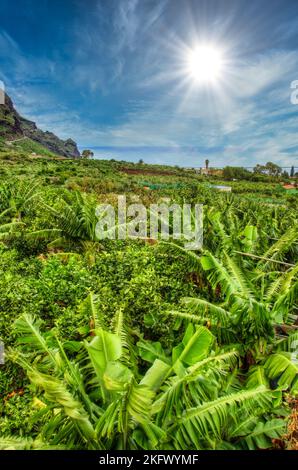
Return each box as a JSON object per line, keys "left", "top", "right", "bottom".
{"left": 0, "top": 93, "right": 80, "bottom": 158}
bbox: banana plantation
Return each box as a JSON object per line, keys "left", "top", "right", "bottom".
{"left": 0, "top": 157, "right": 297, "bottom": 450}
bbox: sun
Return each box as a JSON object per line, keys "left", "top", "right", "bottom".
{"left": 187, "top": 45, "right": 223, "bottom": 83}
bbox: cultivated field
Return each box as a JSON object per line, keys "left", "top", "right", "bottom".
{"left": 0, "top": 152, "right": 297, "bottom": 450}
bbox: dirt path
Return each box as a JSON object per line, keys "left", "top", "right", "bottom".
{"left": 5, "top": 136, "right": 29, "bottom": 145}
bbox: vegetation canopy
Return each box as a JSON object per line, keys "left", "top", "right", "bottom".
{"left": 0, "top": 150, "right": 297, "bottom": 450}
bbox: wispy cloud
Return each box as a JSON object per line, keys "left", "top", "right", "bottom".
{"left": 1, "top": 0, "right": 298, "bottom": 167}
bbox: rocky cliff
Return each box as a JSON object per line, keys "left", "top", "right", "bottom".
{"left": 0, "top": 93, "right": 80, "bottom": 158}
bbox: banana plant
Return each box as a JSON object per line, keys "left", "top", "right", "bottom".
{"left": 162, "top": 242, "right": 298, "bottom": 358}
{"left": 0, "top": 308, "right": 286, "bottom": 450}
{"left": 0, "top": 180, "right": 41, "bottom": 241}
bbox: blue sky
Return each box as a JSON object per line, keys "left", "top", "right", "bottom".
{"left": 1, "top": 0, "right": 298, "bottom": 167}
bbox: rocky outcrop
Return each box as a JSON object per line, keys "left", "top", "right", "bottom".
{"left": 0, "top": 93, "right": 23, "bottom": 138}
{"left": 0, "top": 93, "right": 80, "bottom": 158}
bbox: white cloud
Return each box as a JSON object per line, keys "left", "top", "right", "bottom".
{"left": 2, "top": 9, "right": 298, "bottom": 168}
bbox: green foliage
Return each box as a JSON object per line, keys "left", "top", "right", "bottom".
{"left": 254, "top": 162, "right": 282, "bottom": 177}
{"left": 1, "top": 313, "right": 288, "bottom": 450}
{"left": 222, "top": 166, "right": 252, "bottom": 180}
{"left": 166, "top": 246, "right": 297, "bottom": 355}
{"left": 0, "top": 158, "right": 296, "bottom": 450}
{"left": 11, "top": 138, "right": 57, "bottom": 157}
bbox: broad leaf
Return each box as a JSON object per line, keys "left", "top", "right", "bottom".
{"left": 85, "top": 328, "right": 122, "bottom": 384}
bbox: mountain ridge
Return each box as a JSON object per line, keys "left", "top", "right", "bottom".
{"left": 0, "top": 93, "right": 80, "bottom": 158}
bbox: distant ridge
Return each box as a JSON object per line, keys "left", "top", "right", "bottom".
{"left": 0, "top": 93, "right": 80, "bottom": 158}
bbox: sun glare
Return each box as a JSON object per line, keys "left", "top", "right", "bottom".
{"left": 187, "top": 45, "right": 223, "bottom": 83}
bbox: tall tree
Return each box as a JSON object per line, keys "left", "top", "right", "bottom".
{"left": 253, "top": 164, "right": 266, "bottom": 174}
{"left": 265, "top": 162, "right": 282, "bottom": 176}
{"left": 290, "top": 166, "right": 295, "bottom": 177}
{"left": 205, "top": 159, "right": 209, "bottom": 170}
{"left": 81, "top": 149, "right": 94, "bottom": 159}
{"left": 223, "top": 166, "right": 251, "bottom": 180}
